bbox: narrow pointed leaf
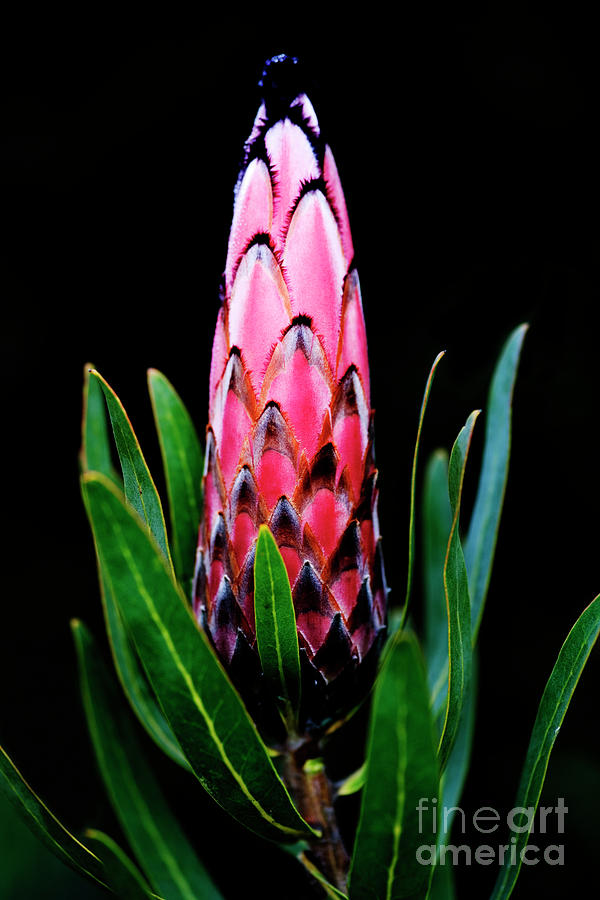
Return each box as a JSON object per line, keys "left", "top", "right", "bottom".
{"left": 298, "top": 852, "right": 349, "bottom": 899}
{"left": 437, "top": 411, "right": 478, "bottom": 771}
{"left": 80, "top": 363, "right": 120, "bottom": 484}
{"left": 82, "top": 472, "right": 315, "bottom": 843}
{"left": 148, "top": 369, "right": 203, "bottom": 591}
{"left": 91, "top": 369, "right": 173, "bottom": 569}
{"left": 427, "top": 861, "right": 456, "bottom": 900}
{"left": 437, "top": 654, "right": 476, "bottom": 850}
{"left": 72, "top": 620, "right": 222, "bottom": 900}
{"left": 97, "top": 558, "right": 190, "bottom": 770}
{"left": 401, "top": 351, "right": 446, "bottom": 628}
{"left": 349, "top": 632, "right": 439, "bottom": 900}
{"left": 254, "top": 524, "right": 302, "bottom": 728}
{"left": 464, "top": 324, "right": 528, "bottom": 641}
{"left": 490, "top": 593, "right": 600, "bottom": 900}
{"left": 336, "top": 762, "right": 366, "bottom": 798}
{"left": 0, "top": 745, "right": 107, "bottom": 889}
{"left": 422, "top": 449, "right": 453, "bottom": 702}
{"left": 81, "top": 403, "right": 186, "bottom": 769}
{"left": 427, "top": 655, "right": 477, "bottom": 893}
{"left": 81, "top": 368, "right": 185, "bottom": 767}
{"left": 85, "top": 830, "right": 158, "bottom": 900}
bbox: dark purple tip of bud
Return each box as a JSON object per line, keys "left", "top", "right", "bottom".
{"left": 258, "top": 53, "right": 313, "bottom": 120}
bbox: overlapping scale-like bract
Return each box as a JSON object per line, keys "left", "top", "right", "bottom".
{"left": 194, "top": 57, "right": 387, "bottom": 724}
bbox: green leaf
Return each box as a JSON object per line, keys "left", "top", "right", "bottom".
{"left": 254, "top": 524, "right": 302, "bottom": 729}
{"left": 490, "top": 593, "right": 600, "bottom": 900}
{"left": 349, "top": 632, "right": 439, "bottom": 900}
{"left": 0, "top": 788, "right": 105, "bottom": 900}
{"left": 91, "top": 369, "right": 173, "bottom": 570}
{"left": 464, "top": 324, "right": 528, "bottom": 641}
{"left": 80, "top": 375, "right": 188, "bottom": 771}
{"left": 82, "top": 472, "right": 315, "bottom": 843}
{"left": 336, "top": 763, "right": 366, "bottom": 798}
{"left": 422, "top": 449, "right": 453, "bottom": 702}
{"left": 80, "top": 364, "right": 120, "bottom": 484}
{"left": 85, "top": 830, "right": 157, "bottom": 899}
{"left": 426, "top": 860, "right": 456, "bottom": 900}
{"left": 298, "top": 852, "right": 349, "bottom": 899}
{"left": 427, "top": 654, "right": 477, "bottom": 894}
{"left": 436, "top": 654, "right": 476, "bottom": 849}
{"left": 437, "top": 411, "right": 478, "bottom": 771}
{"left": 400, "top": 351, "right": 446, "bottom": 629}
{"left": 0, "top": 745, "right": 107, "bottom": 890}
{"left": 148, "top": 369, "right": 204, "bottom": 592}
{"left": 72, "top": 620, "right": 222, "bottom": 900}
{"left": 97, "top": 558, "right": 190, "bottom": 770}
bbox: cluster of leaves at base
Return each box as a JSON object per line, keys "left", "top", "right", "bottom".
{"left": 1, "top": 326, "right": 599, "bottom": 900}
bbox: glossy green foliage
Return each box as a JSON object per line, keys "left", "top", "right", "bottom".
{"left": 0, "top": 746, "right": 107, "bottom": 890}
{"left": 254, "top": 524, "right": 302, "bottom": 730}
{"left": 80, "top": 363, "right": 120, "bottom": 484}
{"left": 91, "top": 369, "right": 173, "bottom": 569}
{"left": 422, "top": 325, "right": 529, "bottom": 892}
{"left": 82, "top": 472, "right": 314, "bottom": 843}
{"left": 437, "top": 411, "right": 478, "bottom": 772}
{"left": 422, "top": 450, "right": 453, "bottom": 703}
{"left": 0, "top": 789, "right": 104, "bottom": 900}
{"left": 349, "top": 633, "right": 439, "bottom": 900}
{"left": 465, "top": 324, "right": 528, "bottom": 641}
{"left": 427, "top": 860, "right": 456, "bottom": 900}
{"left": 336, "top": 763, "right": 366, "bottom": 798}
{"left": 427, "top": 658, "right": 477, "bottom": 896}
{"left": 80, "top": 367, "right": 188, "bottom": 769}
{"left": 85, "top": 830, "right": 158, "bottom": 900}
{"left": 148, "top": 369, "right": 204, "bottom": 592}
{"left": 490, "top": 594, "right": 600, "bottom": 899}
{"left": 15, "top": 318, "right": 592, "bottom": 900}
{"left": 72, "top": 621, "right": 222, "bottom": 900}
{"left": 96, "top": 562, "right": 189, "bottom": 770}
{"left": 299, "top": 852, "right": 349, "bottom": 899}
{"left": 402, "top": 351, "right": 446, "bottom": 628}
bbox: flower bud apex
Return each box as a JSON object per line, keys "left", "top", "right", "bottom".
{"left": 194, "top": 55, "right": 387, "bottom": 726}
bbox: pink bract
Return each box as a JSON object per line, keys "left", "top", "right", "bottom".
{"left": 194, "top": 56, "right": 387, "bottom": 724}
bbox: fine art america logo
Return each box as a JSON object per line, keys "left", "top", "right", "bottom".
{"left": 415, "top": 798, "right": 567, "bottom": 866}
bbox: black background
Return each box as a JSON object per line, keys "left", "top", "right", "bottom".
{"left": 2, "top": 9, "right": 599, "bottom": 899}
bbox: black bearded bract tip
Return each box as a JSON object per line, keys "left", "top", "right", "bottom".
{"left": 258, "top": 53, "right": 302, "bottom": 114}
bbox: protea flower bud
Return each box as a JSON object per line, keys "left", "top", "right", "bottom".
{"left": 194, "top": 55, "right": 387, "bottom": 725}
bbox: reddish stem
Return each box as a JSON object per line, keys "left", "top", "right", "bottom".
{"left": 283, "top": 738, "right": 349, "bottom": 894}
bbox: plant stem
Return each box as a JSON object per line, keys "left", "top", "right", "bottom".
{"left": 283, "top": 738, "right": 349, "bottom": 894}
